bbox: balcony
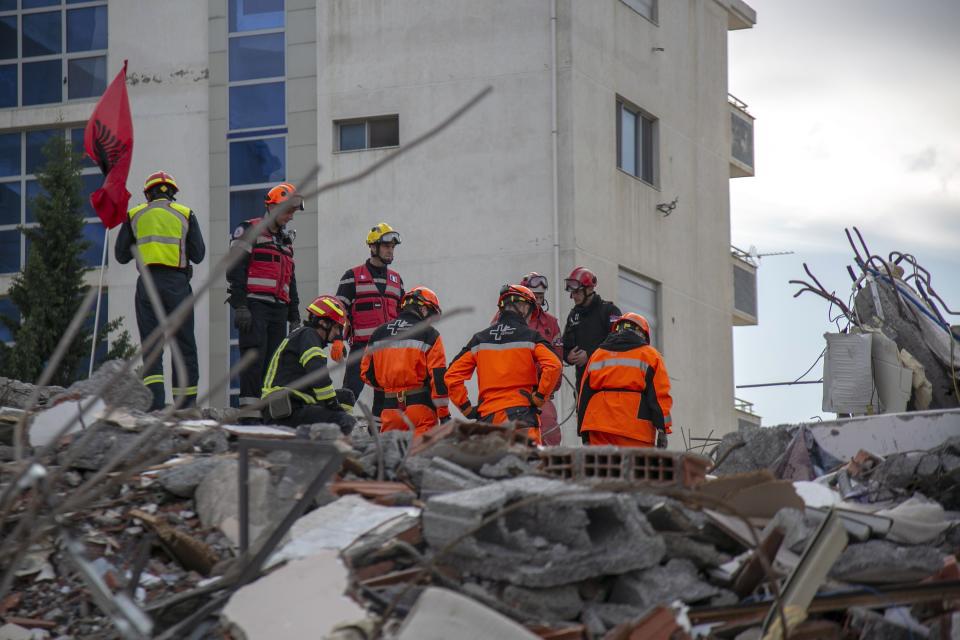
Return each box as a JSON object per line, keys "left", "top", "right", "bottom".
{"left": 735, "top": 397, "right": 762, "bottom": 429}
{"left": 729, "top": 94, "right": 755, "bottom": 178}
{"left": 731, "top": 246, "right": 758, "bottom": 326}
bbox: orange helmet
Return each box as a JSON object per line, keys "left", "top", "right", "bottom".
{"left": 402, "top": 286, "right": 442, "bottom": 315}
{"left": 498, "top": 284, "right": 537, "bottom": 310}
{"left": 565, "top": 266, "right": 597, "bottom": 292}
{"left": 265, "top": 182, "right": 304, "bottom": 210}
{"left": 143, "top": 171, "right": 178, "bottom": 196}
{"left": 306, "top": 295, "right": 348, "bottom": 328}
{"left": 612, "top": 312, "right": 650, "bottom": 340}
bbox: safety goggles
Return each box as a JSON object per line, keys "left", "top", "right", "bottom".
{"left": 525, "top": 275, "right": 548, "bottom": 290}
{"left": 565, "top": 278, "right": 584, "bottom": 292}
{"left": 379, "top": 231, "right": 402, "bottom": 245}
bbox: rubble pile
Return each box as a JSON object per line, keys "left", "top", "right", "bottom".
{"left": 0, "top": 366, "right": 958, "bottom": 638}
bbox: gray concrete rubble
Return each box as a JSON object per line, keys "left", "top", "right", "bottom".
{"left": 609, "top": 558, "right": 724, "bottom": 608}
{"left": 419, "top": 457, "right": 488, "bottom": 498}
{"left": 157, "top": 457, "right": 223, "bottom": 498}
{"left": 0, "top": 376, "right": 64, "bottom": 410}
{"left": 830, "top": 539, "right": 945, "bottom": 584}
{"left": 866, "top": 436, "right": 960, "bottom": 508}
{"left": 57, "top": 359, "right": 153, "bottom": 412}
{"left": 422, "top": 476, "right": 665, "bottom": 587}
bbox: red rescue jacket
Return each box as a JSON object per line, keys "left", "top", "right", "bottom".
{"left": 350, "top": 263, "right": 403, "bottom": 342}
{"left": 244, "top": 217, "right": 294, "bottom": 304}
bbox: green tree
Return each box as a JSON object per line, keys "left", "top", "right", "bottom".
{"left": 0, "top": 134, "right": 133, "bottom": 386}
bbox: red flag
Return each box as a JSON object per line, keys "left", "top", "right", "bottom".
{"left": 84, "top": 60, "right": 133, "bottom": 229}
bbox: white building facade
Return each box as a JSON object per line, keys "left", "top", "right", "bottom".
{"left": 0, "top": 0, "right": 756, "bottom": 444}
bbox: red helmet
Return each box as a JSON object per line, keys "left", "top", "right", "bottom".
{"left": 143, "top": 171, "right": 178, "bottom": 196}
{"left": 612, "top": 312, "right": 650, "bottom": 340}
{"left": 565, "top": 266, "right": 597, "bottom": 292}
{"left": 498, "top": 284, "right": 538, "bottom": 309}
{"left": 306, "top": 295, "right": 348, "bottom": 327}
{"left": 402, "top": 286, "right": 442, "bottom": 315}
{"left": 520, "top": 272, "right": 548, "bottom": 293}
{"left": 265, "top": 182, "right": 304, "bottom": 209}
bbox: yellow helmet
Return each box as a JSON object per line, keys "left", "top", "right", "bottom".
{"left": 366, "top": 222, "right": 402, "bottom": 246}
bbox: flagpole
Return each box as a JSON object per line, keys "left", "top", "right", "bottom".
{"left": 88, "top": 226, "right": 108, "bottom": 377}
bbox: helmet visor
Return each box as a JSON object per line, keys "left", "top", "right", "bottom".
{"left": 379, "top": 231, "right": 401, "bottom": 245}
{"left": 525, "top": 274, "right": 548, "bottom": 290}
{"left": 565, "top": 278, "right": 583, "bottom": 292}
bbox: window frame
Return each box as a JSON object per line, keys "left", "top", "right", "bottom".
{"left": 226, "top": 19, "right": 286, "bottom": 135}
{"left": 334, "top": 115, "right": 400, "bottom": 153}
{"left": 0, "top": 1, "right": 109, "bottom": 108}
{"left": 616, "top": 97, "right": 659, "bottom": 188}
{"left": 620, "top": 0, "right": 658, "bottom": 25}
{"left": 0, "top": 126, "right": 103, "bottom": 274}
{"left": 617, "top": 268, "right": 662, "bottom": 351}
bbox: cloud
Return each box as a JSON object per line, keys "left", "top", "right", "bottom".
{"left": 904, "top": 147, "right": 938, "bottom": 173}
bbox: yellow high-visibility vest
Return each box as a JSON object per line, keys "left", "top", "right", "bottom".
{"left": 128, "top": 200, "right": 192, "bottom": 268}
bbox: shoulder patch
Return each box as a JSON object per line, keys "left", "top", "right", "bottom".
{"left": 232, "top": 226, "right": 245, "bottom": 239}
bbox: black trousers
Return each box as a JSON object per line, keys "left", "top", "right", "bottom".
{"left": 238, "top": 299, "right": 288, "bottom": 408}
{"left": 135, "top": 270, "right": 199, "bottom": 411}
{"left": 343, "top": 342, "right": 384, "bottom": 415}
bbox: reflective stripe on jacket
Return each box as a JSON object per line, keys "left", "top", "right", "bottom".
{"left": 261, "top": 326, "right": 336, "bottom": 405}
{"left": 576, "top": 332, "right": 673, "bottom": 444}
{"left": 360, "top": 309, "right": 450, "bottom": 419}
{"left": 445, "top": 310, "right": 562, "bottom": 418}
{"left": 128, "top": 200, "right": 192, "bottom": 268}
{"left": 239, "top": 216, "right": 295, "bottom": 304}
{"left": 349, "top": 263, "right": 403, "bottom": 341}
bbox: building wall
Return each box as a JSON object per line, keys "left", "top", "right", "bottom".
{"left": 567, "top": 0, "right": 737, "bottom": 438}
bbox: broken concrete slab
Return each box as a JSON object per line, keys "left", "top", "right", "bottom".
{"left": 270, "top": 495, "right": 419, "bottom": 566}
{"left": 420, "top": 457, "right": 488, "bottom": 499}
{"left": 422, "top": 476, "right": 665, "bottom": 587}
{"left": 221, "top": 550, "right": 367, "bottom": 639}
{"left": 56, "top": 422, "right": 186, "bottom": 471}
{"left": 501, "top": 584, "right": 582, "bottom": 623}
{"left": 194, "top": 459, "right": 283, "bottom": 547}
{"left": 830, "top": 540, "right": 945, "bottom": 584}
{"left": 478, "top": 453, "right": 535, "bottom": 479}
{"left": 660, "top": 533, "right": 731, "bottom": 569}
{"left": 712, "top": 425, "right": 794, "bottom": 476}
{"left": 0, "top": 377, "right": 65, "bottom": 410}
{"left": 28, "top": 397, "right": 104, "bottom": 447}
{"left": 609, "top": 558, "right": 722, "bottom": 608}
{"left": 59, "top": 360, "right": 152, "bottom": 412}
{"left": 396, "top": 587, "right": 539, "bottom": 640}
{"left": 846, "top": 607, "right": 918, "bottom": 640}
{"left": 157, "top": 457, "right": 223, "bottom": 498}
{"left": 809, "top": 407, "right": 960, "bottom": 460}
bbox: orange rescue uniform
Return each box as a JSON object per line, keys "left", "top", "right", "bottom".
{"left": 577, "top": 331, "right": 673, "bottom": 447}
{"left": 445, "top": 309, "right": 562, "bottom": 434}
{"left": 360, "top": 309, "right": 449, "bottom": 435}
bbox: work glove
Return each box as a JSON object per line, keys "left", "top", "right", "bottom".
{"left": 464, "top": 406, "right": 480, "bottom": 421}
{"left": 656, "top": 431, "right": 668, "bottom": 449}
{"left": 288, "top": 316, "right": 301, "bottom": 333}
{"left": 519, "top": 390, "right": 544, "bottom": 414}
{"left": 329, "top": 339, "right": 346, "bottom": 363}
{"left": 336, "top": 388, "right": 356, "bottom": 411}
{"left": 334, "top": 411, "right": 357, "bottom": 436}
{"left": 234, "top": 306, "right": 253, "bottom": 333}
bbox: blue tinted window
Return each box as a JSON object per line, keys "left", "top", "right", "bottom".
{"left": 81, "top": 220, "right": 105, "bottom": 267}
{"left": 22, "top": 11, "right": 61, "bottom": 57}
{"left": 0, "top": 133, "right": 20, "bottom": 177}
{"left": 229, "top": 33, "right": 284, "bottom": 81}
{"left": 230, "top": 137, "right": 285, "bottom": 185}
{"left": 0, "top": 16, "right": 16, "bottom": 60}
{"left": 0, "top": 230, "right": 19, "bottom": 273}
{"left": 26, "top": 129, "right": 59, "bottom": 174}
{"left": 68, "top": 55, "right": 106, "bottom": 99}
{"left": 619, "top": 105, "right": 636, "bottom": 176}
{"left": 70, "top": 128, "right": 95, "bottom": 168}
{"left": 230, "top": 188, "right": 265, "bottom": 230}
{"left": 80, "top": 172, "right": 99, "bottom": 218}
{"left": 25, "top": 178, "right": 45, "bottom": 223}
{"left": 67, "top": 6, "right": 107, "bottom": 52}
{"left": 0, "top": 297, "right": 18, "bottom": 343}
{"left": 338, "top": 123, "right": 365, "bottom": 151}
{"left": 0, "top": 181, "right": 20, "bottom": 225}
{"left": 0, "top": 0, "right": 15, "bottom": 11}
{"left": 23, "top": 59, "right": 62, "bottom": 105}
{"left": 22, "top": 0, "right": 60, "bottom": 7}
{"left": 229, "top": 82, "right": 284, "bottom": 130}
{"left": 229, "top": 0, "right": 284, "bottom": 33}
{"left": 0, "top": 64, "right": 15, "bottom": 108}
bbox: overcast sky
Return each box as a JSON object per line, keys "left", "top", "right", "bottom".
{"left": 728, "top": 0, "right": 960, "bottom": 425}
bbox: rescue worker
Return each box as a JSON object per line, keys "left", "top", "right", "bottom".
{"left": 360, "top": 286, "right": 449, "bottom": 436}
{"left": 519, "top": 272, "right": 563, "bottom": 444}
{"left": 227, "top": 182, "right": 303, "bottom": 414}
{"left": 577, "top": 313, "right": 672, "bottom": 448}
{"left": 336, "top": 223, "right": 405, "bottom": 405}
{"left": 260, "top": 295, "right": 357, "bottom": 434}
{"left": 445, "top": 285, "right": 562, "bottom": 435}
{"left": 562, "top": 266, "right": 621, "bottom": 389}
{"left": 115, "top": 171, "right": 205, "bottom": 411}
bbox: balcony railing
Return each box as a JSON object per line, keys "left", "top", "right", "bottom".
{"left": 731, "top": 247, "right": 758, "bottom": 326}
{"left": 729, "top": 93, "right": 754, "bottom": 178}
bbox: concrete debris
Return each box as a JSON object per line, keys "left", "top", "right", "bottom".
{"left": 0, "top": 377, "right": 64, "bottom": 410}
{"left": 478, "top": 453, "right": 535, "bottom": 479}
{"left": 396, "top": 587, "right": 539, "bottom": 640}
{"left": 610, "top": 559, "right": 723, "bottom": 608}
{"left": 830, "top": 539, "right": 945, "bottom": 584}
{"left": 156, "top": 457, "right": 222, "bottom": 498}
{"left": 423, "top": 476, "right": 665, "bottom": 587}
{"left": 847, "top": 606, "right": 922, "bottom": 640}
{"left": 420, "top": 457, "right": 488, "bottom": 498}
{"left": 194, "top": 459, "right": 287, "bottom": 546}
{"left": 712, "top": 424, "right": 795, "bottom": 476}
{"left": 221, "top": 550, "right": 367, "bottom": 640}
{"left": 58, "top": 360, "right": 153, "bottom": 412}
{"left": 500, "top": 584, "right": 583, "bottom": 622}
